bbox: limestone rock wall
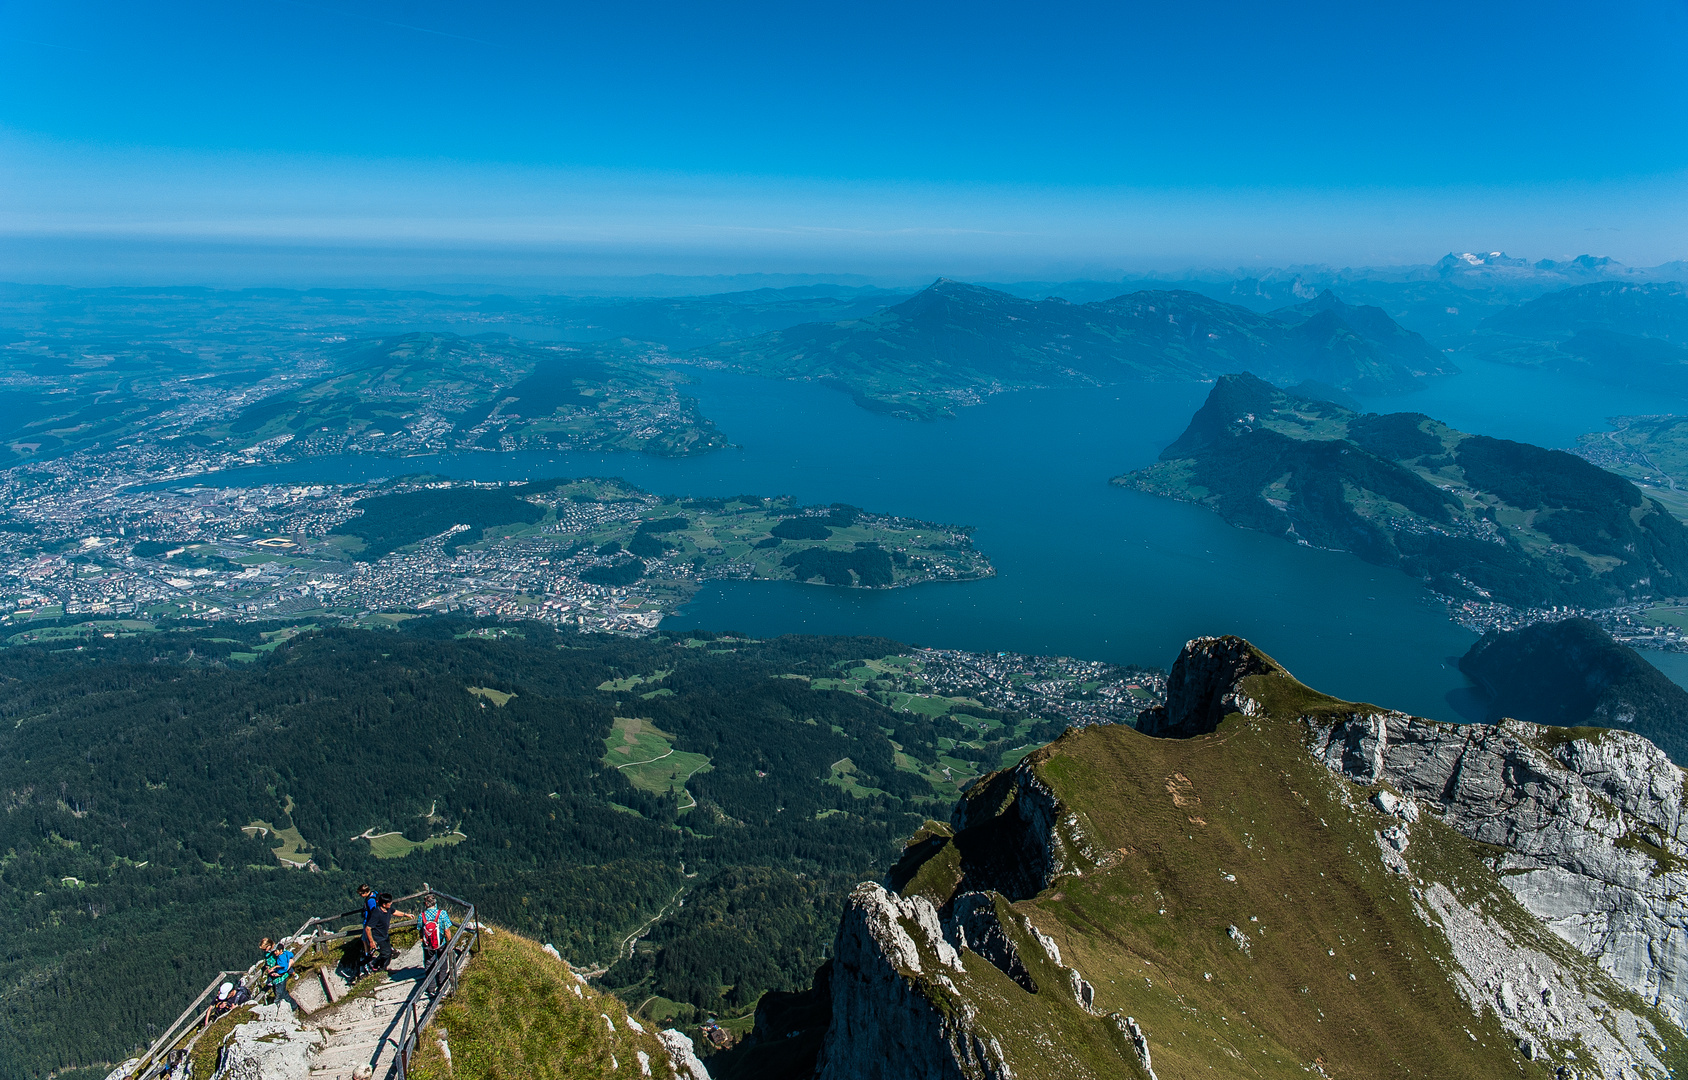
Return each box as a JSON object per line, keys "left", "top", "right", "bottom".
{"left": 814, "top": 883, "right": 1012, "bottom": 1080}
{"left": 1310, "top": 709, "right": 1688, "bottom": 1030}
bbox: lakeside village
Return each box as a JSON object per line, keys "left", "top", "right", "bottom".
{"left": 0, "top": 474, "right": 672, "bottom": 635}
{"left": 0, "top": 454, "right": 1166, "bottom": 731}
{"left": 903, "top": 647, "right": 1166, "bottom": 726}
{"left": 1447, "top": 594, "right": 1688, "bottom": 652}
{"left": 810, "top": 646, "right": 1166, "bottom": 734}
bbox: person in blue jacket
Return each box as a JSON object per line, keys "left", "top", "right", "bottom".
{"left": 260, "top": 938, "right": 296, "bottom": 1011}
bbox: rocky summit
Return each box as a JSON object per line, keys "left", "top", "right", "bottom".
{"left": 803, "top": 636, "right": 1688, "bottom": 1079}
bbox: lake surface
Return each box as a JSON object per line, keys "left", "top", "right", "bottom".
{"left": 1355, "top": 356, "right": 1688, "bottom": 450}
{"left": 221, "top": 361, "right": 1688, "bottom": 723}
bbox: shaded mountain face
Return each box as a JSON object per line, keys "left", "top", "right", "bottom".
{"left": 1270, "top": 290, "right": 1448, "bottom": 379}
{"left": 1118, "top": 373, "right": 1688, "bottom": 608}
{"left": 780, "top": 636, "right": 1687, "bottom": 1080}
{"left": 1459, "top": 617, "right": 1688, "bottom": 764}
{"left": 700, "top": 279, "right": 1455, "bottom": 419}
{"left": 1472, "top": 281, "right": 1688, "bottom": 391}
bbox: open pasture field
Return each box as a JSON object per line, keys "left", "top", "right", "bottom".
{"left": 603, "top": 715, "right": 712, "bottom": 809}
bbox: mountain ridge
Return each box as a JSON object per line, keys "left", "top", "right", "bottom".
{"left": 699, "top": 279, "right": 1454, "bottom": 419}
{"left": 780, "top": 635, "right": 1688, "bottom": 1080}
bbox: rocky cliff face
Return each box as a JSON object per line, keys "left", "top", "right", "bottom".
{"left": 1309, "top": 703, "right": 1688, "bottom": 1035}
{"left": 1134, "top": 635, "right": 1270, "bottom": 738}
{"left": 811, "top": 636, "right": 1688, "bottom": 1080}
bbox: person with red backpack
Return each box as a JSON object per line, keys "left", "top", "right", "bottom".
{"left": 416, "top": 892, "right": 453, "bottom": 971}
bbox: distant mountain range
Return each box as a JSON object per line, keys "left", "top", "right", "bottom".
{"left": 1469, "top": 282, "right": 1688, "bottom": 392}
{"left": 1481, "top": 281, "right": 1688, "bottom": 343}
{"left": 8, "top": 263, "right": 1688, "bottom": 456}
{"left": 699, "top": 279, "right": 1454, "bottom": 419}
{"left": 984, "top": 251, "right": 1688, "bottom": 343}
{"left": 1117, "top": 373, "right": 1688, "bottom": 608}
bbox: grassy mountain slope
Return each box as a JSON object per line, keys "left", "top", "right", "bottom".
{"left": 1460, "top": 617, "right": 1688, "bottom": 763}
{"left": 798, "top": 638, "right": 1686, "bottom": 1080}
{"left": 701, "top": 280, "right": 1454, "bottom": 419}
{"left": 1576, "top": 414, "right": 1688, "bottom": 519}
{"left": 1117, "top": 373, "right": 1688, "bottom": 608}
{"left": 405, "top": 927, "right": 678, "bottom": 1080}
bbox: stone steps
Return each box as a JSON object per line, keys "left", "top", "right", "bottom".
{"left": 302, "top": 943, "right": 432, "bottom": 1080}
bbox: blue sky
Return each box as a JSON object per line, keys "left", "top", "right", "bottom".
{"left": 2, "top": 0, "right": 1687, "bottom": 282}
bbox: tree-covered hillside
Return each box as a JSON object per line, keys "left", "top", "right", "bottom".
{"left": 1460, "top": 617, "right": 1688, "bottom": 763}
{"left": 0, "top": 618, "right": 1068, "bottom": 1080}
{"left": 1119, "top": 373, "right": 1688, "bottom": 608}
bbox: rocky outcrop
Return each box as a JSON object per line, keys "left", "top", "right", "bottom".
{"left": 945, "top": 893, "right": 1036, "bottom": 993}
{"left": 946, "top": 756, "right": 1106, "bottom": 901}
{"left": 211, "top": 1004, "right": 323, "bottom": 1080}
{"left": 1135, "top": 635, "right": 1270, "bottom": 737}
{"left": 1416, "top": 879, "right": 1672, "bottom": 1079}
{"left": 815, "top": 883, "right": 1012, "bottom": 1080}
{"left": 656, "top": 1029, "right": 710, "bottom": 1080}
{"left": 1309, "top": 707, "right": 1688, "bottom": 1030}
{"left": 1111, "top": 1015, "right": 1157, "bottom": 1080}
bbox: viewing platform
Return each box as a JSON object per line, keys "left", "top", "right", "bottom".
{"left": 105, "top": 887, "right": 479, "bottom": 1080}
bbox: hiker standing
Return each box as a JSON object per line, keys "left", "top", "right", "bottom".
{"left": 260, "top": 938, "right": 297, "bottom": 1012}
{"left": 416, "top": 892, "right": 454, "bottom": 971}
{"left": 351, "top": 883, "right": 378, "bottom": 977}
{"left": 363, "top": 893, "right": 412, "bottom": 973}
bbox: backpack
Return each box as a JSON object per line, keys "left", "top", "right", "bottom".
{"left": 422, "top": 908, "right": 446, "bottom": 950}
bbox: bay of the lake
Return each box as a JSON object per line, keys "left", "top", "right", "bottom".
{"left": 219, "top": 361, "right": 1688, "bottom": 723}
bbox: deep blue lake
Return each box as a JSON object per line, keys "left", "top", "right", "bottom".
{"left": 219, "top": 358, "right": 1688, "bottom": 723}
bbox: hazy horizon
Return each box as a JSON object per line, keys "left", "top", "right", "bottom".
{"left": 1, "top": 230, "right": 1682, "bottom": 295}
{"left": 5, "top": 1, "right": 1688, "bottom": 287}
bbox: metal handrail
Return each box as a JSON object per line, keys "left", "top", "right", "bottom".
{"left": 123, "top": 886, "right": 469, "bottom": 1080}
{"left": 128, "top": 969, "right": 249, "bottom": 1080}
{"left": 391, "top": 890, "right": 480, "bottom": 1080}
